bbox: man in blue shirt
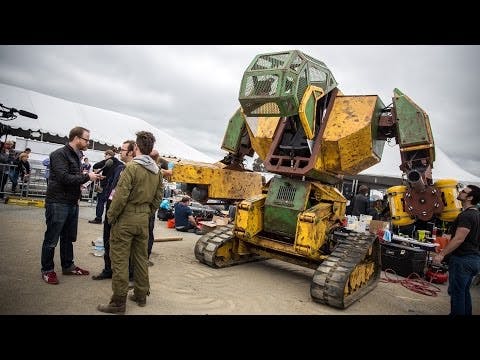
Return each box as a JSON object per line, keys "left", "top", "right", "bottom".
{"left": 174, "top": 196, "right": 201, "bottom": 233}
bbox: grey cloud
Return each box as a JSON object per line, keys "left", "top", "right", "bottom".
{"left": 0, "top": 45, "right": 478, "bottom": 176}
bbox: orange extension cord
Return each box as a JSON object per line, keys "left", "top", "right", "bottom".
{"left": 380, "top": 269, "right": 442, "bottom": 296}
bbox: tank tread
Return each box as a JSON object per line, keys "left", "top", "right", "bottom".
{"left": 194, "top": 224, "right": 262, "bottom": 268}
{"left": 310, "top": 232, "right": 380, "bottom": 309}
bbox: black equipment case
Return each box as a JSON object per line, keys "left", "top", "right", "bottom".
{"left": 381, "top": 242, "right": 427, "bottom": 278}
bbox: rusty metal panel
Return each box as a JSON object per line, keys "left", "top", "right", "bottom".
{"left": 321, "top": 95, "right": 383, "bottom": 174}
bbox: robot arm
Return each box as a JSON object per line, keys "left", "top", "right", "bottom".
{"left": 378, "top": 89, "right": 448, "bottom": 223}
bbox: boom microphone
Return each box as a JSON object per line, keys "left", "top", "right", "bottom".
{"left": 18, "top": 109, "right": 38, "bottom": 119}
{"left": 95, "top": 159, "right": 114, "bottom": 173}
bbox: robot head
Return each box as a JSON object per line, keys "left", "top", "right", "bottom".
{"left": 238, "top": 50, "right": 337, "bottom": 118}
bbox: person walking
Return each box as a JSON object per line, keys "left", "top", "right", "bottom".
{"left": 97, "top": 131, "right": 163, "bottom": 313}
{"left": 92, "top": 140, "right": 135, "bottom": 281}
{"left": 433, "top": 184, "right": 480, "bottom": 315}
{"left": 40, "top": 126, "right": 102, "bottom": 285}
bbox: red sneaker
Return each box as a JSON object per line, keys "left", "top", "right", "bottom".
{"left": 42, "top": 271, "right": 59, "bottom": 285}
{"left": 62, "top": 266, "right": 90, "bottom": 275}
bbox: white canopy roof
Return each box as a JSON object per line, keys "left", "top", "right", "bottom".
{"left": 0, "top": 83, "right": 214, "bottom": 163}
{"left": 360, "top": 142, "right": 480, "bottom": 185}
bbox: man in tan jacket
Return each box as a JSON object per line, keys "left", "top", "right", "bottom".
{"left": 97, "top": 131, "right": 163, "bottom": 314}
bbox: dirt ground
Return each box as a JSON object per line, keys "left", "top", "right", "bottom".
{"left": 0, "top": 201, "right": 479, "bottom": 315}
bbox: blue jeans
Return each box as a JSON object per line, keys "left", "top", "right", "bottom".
{"left": 448, "top": 254, "right": 480, "bottom": 315}
{"left": 8, "top": 170, "right": 19, "bottom": 191}
{"left": 41, "top": 203, "right": 79, "bottom": 273}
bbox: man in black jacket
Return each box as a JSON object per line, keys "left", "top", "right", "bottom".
{"left": 40, "top": 126, "right": 103, "bottom": 285}
{"left": 89, "top": 149, "right": 122, "bottom": 224}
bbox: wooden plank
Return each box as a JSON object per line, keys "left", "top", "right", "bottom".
{"left": 154, "top": 237, "right": 183, "bottom": 242}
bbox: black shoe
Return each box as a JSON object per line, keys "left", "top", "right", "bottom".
{"left": 89, "top": 218, "right": 102, "bottom": 224}
{"left": 92, "top": 271, "right": 112, "bottom": 280}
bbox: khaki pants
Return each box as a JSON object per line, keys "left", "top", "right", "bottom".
{"left": 110, "top": 211, "right": 150, "bottom": 297}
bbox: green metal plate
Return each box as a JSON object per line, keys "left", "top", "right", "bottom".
{"left": 264, "top": 178, "right": 310, "bottom": 238}
{"left": 372, "top": 96, "right": 386, "bottom": 158}
{"left": 393, "top": 88, "right": 432, "bottom": 147}
{"left": 221, "top": 108, "right": 245, "bottom": 153}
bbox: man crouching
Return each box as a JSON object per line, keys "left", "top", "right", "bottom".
{"left": 98, "top": 131, "right": 163, "bottom": 314}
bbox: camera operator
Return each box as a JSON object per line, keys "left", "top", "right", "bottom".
{"left": 0, "top": 139, "right": 17, "bottom": 198}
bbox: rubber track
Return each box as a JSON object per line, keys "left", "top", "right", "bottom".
{"left": 194, "top": 224, "right": 261, "bottom": 268}
{"left": 310, "top": 233, "right": 381, "bottom": 309}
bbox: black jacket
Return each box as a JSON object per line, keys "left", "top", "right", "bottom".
{"left": 92, "top": 157, "right": 122, "bottom": 187}
{"left": 45, "top": 144, "right": 90, "bottom": 205}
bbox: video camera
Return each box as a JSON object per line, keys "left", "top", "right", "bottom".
{"left": 0, "top": 103, "right": 38, "bottom": 149}
{"left": 0, "top": 103, "right": 38, "bottom": 121}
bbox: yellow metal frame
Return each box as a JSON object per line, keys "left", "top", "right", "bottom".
{"left": 295, "top": 202, "right": 331, "bottom": 258}
{"left": 387, "top": 185, "right": 415, "bottom": 226}
{"left": 400, "top": 144, "right": 436, "bottom": 165}
{"left": 434, "top": 179, "right": 462, "bottom": 222}
{"left": 5, "top": 196, "right": 45, "bottom": 208}
{"left": 171, "top": 161, "right": 263, "bottom": 200}
{"left": 298, "top": 85, "right": 325, "bottom": 140}
{"left": 235, "top": 194, "right": 266, "bottom": 239}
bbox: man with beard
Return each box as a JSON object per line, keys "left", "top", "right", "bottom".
{"left": 40, "top": 126, "right": 103, "bottom": 285}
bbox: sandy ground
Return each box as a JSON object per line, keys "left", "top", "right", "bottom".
{"left": 0, "top": 201, "right": 479, "bottom": 315}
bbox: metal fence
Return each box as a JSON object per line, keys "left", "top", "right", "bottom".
{"left": 0, "top": 163, "right": 97, "bottom": 205}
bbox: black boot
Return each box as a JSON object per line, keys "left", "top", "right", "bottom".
{"left": 97, "top": 295, "right": 126, "bottom": 314}
{"left": 92, "top": 270, "right": 112, "bottom": 280}
{"left": 128, "top": 293, "right": 147, "bottom": 307}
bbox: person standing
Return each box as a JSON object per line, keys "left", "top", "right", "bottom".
{"left": 433, "top": 184, "right": 480, "bottom": 315}
{"left": 42, "top": 157, "right": 50, "bottom": 186}
{"left": 14, "top": 152, "right": 31, "bottom": 196}
{"left": 98, "top": 131, "right": 163, "bottom": 313}
{"left": 92, "top": 140, "right": 135, "bottom": 281}
{"left": 89, "top": 150, "right": 122, "bottom": 224}
{"left": 81, "top": 157, "right": 91, "bottom": 173}
{"left": 40, "top": 126, "right": 102, "bottom": 285}
{"left": 351, "top": 184, "right": 370, "bottom": 217}
{"left": 0, "top": 140, "right": 17, "bottom": 198}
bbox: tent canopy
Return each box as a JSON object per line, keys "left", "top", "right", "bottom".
{"left": 356, "top": 142, "right": 480, "bottom": 186}
{"left": 0, "top": 83, "right": 214, "bottom": 163}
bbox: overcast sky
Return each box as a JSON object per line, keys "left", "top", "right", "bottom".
{"left": 0, "top": 45, "right": 479, "bottom": 176}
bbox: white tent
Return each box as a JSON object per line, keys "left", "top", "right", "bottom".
{"left": 0, "top": 83, "right": 214, "bottom": 163}
{"left": 357, "top": 142, "right": 480, "bottom": 186}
